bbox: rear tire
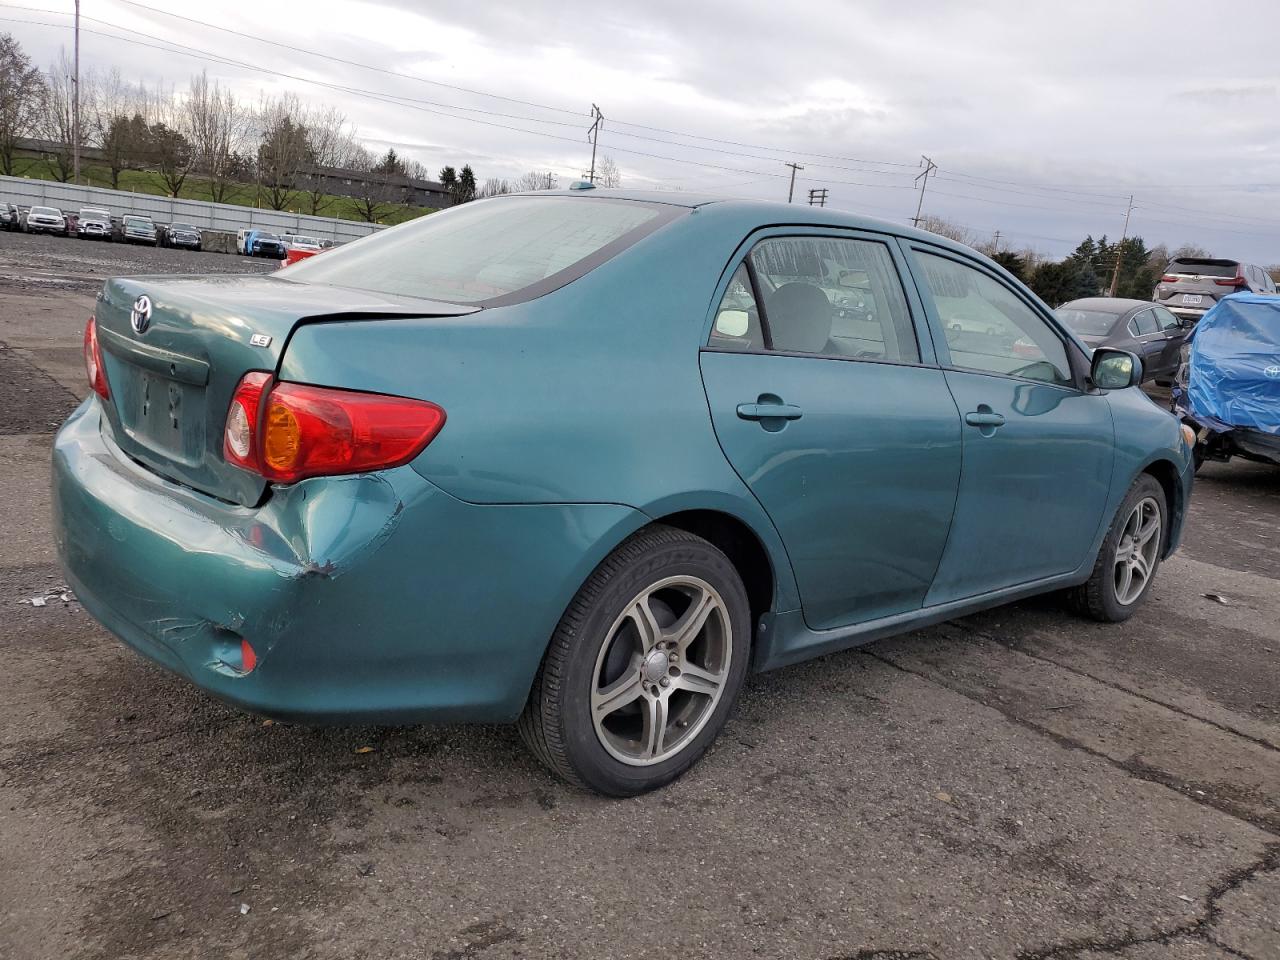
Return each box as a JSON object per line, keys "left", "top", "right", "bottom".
{"left": 518, "top": 525, "right": 751, "bottom": 796}
{"left": 1070, "top": 474, "right": 1166, "bottom": 622}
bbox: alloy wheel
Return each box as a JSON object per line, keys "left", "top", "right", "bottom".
{"left": 1114, "top": 496, "right": 1161, "bottom": 605}
{"left": 590, "top": 575, "right": 732, "bottom": 766}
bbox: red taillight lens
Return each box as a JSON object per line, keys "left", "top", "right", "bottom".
{"left": 83, "top": 315, "right": 110, "bottom": 400}
{"left": 224, "top": 374, "right": 445, "bottom": 484}
{"left": 1214, "top": 275, "right": 1246, "bottom": 287}
{"left": 1160, "top": 275, "right": 1180, "bottom": 283}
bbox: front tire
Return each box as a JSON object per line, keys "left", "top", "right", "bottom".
{"left": 1071, "top": 474, "right": 1166, "bottom": 622}
{"left": 519, "top": 525, "right": 751, "bottom": 796}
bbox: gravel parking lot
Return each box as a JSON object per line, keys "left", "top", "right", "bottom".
{"left": 1, "top": 230, "right": 1276, "bottom": 960}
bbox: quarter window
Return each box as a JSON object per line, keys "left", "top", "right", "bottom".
{"left": 709, "top": 264, "right": 762, "bottom": 352}
{"left": 746, "top": 237, "right": 918, "bottom": 362}
{"left": 916, "top": 251, "right": 1072, "bottom": 386}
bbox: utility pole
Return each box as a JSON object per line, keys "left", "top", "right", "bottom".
{"left": 807, "top": 187, "right": 828, "bottom": 207}
{"left": 785, "top": 162, "right": 804, "bottom": 203}
{"left": 912, "top": 155, "right": 937, "bottom": 227}
{"left": 1108, "top": 195, "right": 1135, "bottom": 297}
{"left": 586, "top": 104, "right": 604, "bottom": 183}
{"left": 992, "top": 229, "right": 1001, "bottom": 252}
{"left": 72, "top": 0, "right": 81, "bottom": 184}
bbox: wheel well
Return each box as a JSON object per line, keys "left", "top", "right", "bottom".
{"left": 653, "top": 510, "right": 775, "bottom": 628}
{"left": 1142, "top": 459, "right": 1180, "bottom": 552}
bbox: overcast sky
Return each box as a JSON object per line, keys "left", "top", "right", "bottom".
{"left": 8, "top": 0, "right": 1280, "bottom": 261}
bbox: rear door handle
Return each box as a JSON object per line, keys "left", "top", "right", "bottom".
{"left": 737, "top": 402, "right": 804, "bottom": 421}
{"left": 964, "top": 411, "right": 1006, "bottom": 427}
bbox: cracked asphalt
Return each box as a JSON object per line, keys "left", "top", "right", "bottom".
{"left": 0, "top": 231, "right": 1277, "bottom": 960}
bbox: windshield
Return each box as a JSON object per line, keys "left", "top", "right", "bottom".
{"left": 282, "top": 196, "right": 674, "bottom": 305}
{"left": 32, "top": 206, "right": 59, "bottom": 216}
{"left": 171, "top": 223, "right": 197, "bottom": 231}
{"left": 1056, "top": 308, "right": 1120, "bottom": 336}
{"left": 124, "top": 216, "right": 152, "bottom": 226}
{"left": 80, "top": 209, "right": 109, "bottom": 219}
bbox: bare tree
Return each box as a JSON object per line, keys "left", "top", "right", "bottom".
{"left": 348, "top": 145, "right": 399, "bottom": 223}
{"left": 184, "top": 71, "right": 249, "bottom": 203}
{"left": 37, "top": 50, "right": 80, "bottom": 181}
{"left": 1171, "top": 243, "right": 1212, "bottom": 260}
{"left": 141, "top": 84, "right": 194, "bottom": 197}
{"left": 0, "top": 34, "right": 45, "bottom": 176}
{"left": 513, "top": 170, "right": 558, "bottom": 191}
{"left": 916, "top": 215, "right": 974, "bottom": 246}
{"left": 254, "top": 93, "right": 312, "bottom": 210}
{"left": 89, "top": 68, "right": 146, "bottom": 188}
{"left": 593, "top": 154, "right": 621, "bottom": 188}
{"left": 477, "top": 177, "right": 511, "bottom": 199}
{"left": 300, "top": 105, "right": 357, "bottom": 215}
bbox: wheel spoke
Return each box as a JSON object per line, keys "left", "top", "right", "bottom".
{"left": 626, "top": 597, "right": 663, "bottom": 654}
{"left": 639, "top": 694, "right": 667, "bottom": 758}
{"left": 667, "top": 588, "right": 719, "bottom": 653}
{"left": 1135, "top": 514, "right": 1160, "bottom": 547}
{"left": 674, "top": 661, "right": 724, "bottom": 696}
{"left": 1131, "top": 552, "right": 1151, "bottom": 583}
{"left": 1115, "top": 562, "right": 1134, "bottom": 603}
{"left": 592, "top": 665, "right": 644, "bottom": 719}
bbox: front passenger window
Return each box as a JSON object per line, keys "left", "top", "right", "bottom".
{"left": 915, "top": 251, "right": 1072, "bottom": 386}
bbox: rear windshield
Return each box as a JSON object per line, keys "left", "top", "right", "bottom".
{"left": 1168, "top": 258, "right": 1238, "bottom": 278}
{"left": 1056, "top": 308, "right": 1120, "bottom": 336}
{"left": 282, "top": 196, "right": 675, "bottom": 305}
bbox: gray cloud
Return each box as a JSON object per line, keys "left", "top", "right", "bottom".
{"left": 9, "top": 0, "right": 1280, "bottom": 260}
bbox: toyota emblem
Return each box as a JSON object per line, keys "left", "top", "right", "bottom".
{"left": 1265, "top": 364, "right": 1280, "bottom": 379}
{"left": 130, "top": 295, "right": 152, "bottom": 334}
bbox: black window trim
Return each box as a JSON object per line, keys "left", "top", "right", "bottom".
{"left": 704, "top": 229, "right": 927, "bottom": 369}
{"left": 906, "top": 241, "right": 1087, "bottom": 393}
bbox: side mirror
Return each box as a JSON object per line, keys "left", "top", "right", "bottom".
{"left": 1180, "top": 316, "right": 1196, "bottom": 328}
{"left": 1091, "top": 348, "right": 1143, "bottom": 390}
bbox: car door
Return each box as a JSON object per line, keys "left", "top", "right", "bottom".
{"left": 1150, "top": 305, "right": 1188, "bottom": 377}
{"left": 699, "top": 231, "right": 962, "bottom": 631}
{"left": 1126, "top": 308, "right": 1168, "bottom": 378}
{"left": 902, "top": 245, "right": 1115, "bottom": 604}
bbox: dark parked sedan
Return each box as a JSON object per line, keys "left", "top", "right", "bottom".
{"left": 1057, "top": 298, "right": 1190, "bottom": 383}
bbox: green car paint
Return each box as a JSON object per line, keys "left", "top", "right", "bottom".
{"left": 52, "top": 191, "right": 1193, "bottom": 724}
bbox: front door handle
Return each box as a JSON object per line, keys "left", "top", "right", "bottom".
{"left": 964, "top": 410, "right": 1006, "bottom": 428}
{"left": 737, "top": 401, "right": 804, "bottom": 422}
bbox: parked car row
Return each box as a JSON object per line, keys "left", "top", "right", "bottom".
{"left": 1, "top": 198, "right": 336, "bottom": 257}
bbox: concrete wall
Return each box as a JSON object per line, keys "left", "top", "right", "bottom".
{"left": 1, "top": 175, "right": 386, "bottom": 244}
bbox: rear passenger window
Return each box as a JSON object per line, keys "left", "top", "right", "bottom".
{"left": 915, "top": 250, "right": 1073, "bottom": 386}
{"left": 1133, "top": 310, "right": 1159, "bottom": 336}
{"left": 747, "top": 237, "right": 918, "bottom": 362}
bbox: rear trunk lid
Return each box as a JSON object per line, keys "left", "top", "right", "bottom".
{"left": 94, "top": 274, "right": 477, "bottom": 505}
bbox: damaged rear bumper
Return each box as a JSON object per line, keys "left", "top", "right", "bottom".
{"left": 52, "top": 399, "right": 645, "bottom": 724}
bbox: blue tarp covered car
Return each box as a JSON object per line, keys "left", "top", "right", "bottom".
{"left": 1172, "top": 292, "right": 1280, "bottom": 468}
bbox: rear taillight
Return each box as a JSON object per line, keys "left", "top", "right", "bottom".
{"left": 224, "top": 373, "right": 445, "bottom": 484}
{"left": 83, "top": 315, "right": 109, "bottom": 400}
{"left": 1160, "top": 274, "right": 1180, "bottom": 283}
{"left": 1214, "top": 274, "right": 1246, "bottom": 288}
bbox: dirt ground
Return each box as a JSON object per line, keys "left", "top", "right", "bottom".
{"left": 0, "top": 230, "right": 1276, "bottom": 960}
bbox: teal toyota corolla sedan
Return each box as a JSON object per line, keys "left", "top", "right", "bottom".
{"left": 54, "top": 189, "right": 1195, "bottom": 795}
